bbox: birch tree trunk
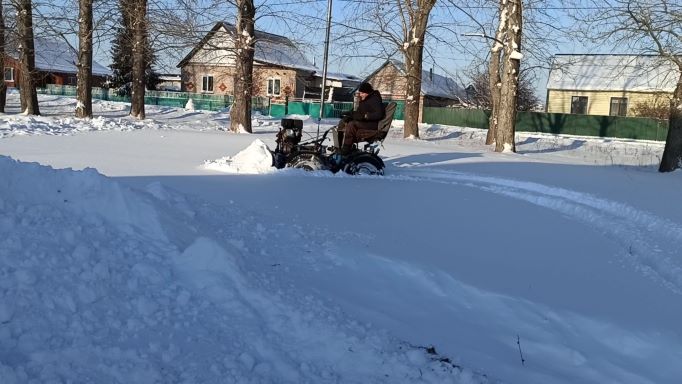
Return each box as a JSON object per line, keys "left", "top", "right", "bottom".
{"left": 495, "top": 0, "right": 522, "bottom": 153}
{"left": 229, "top": 0, "right": 255, "bottom": 133}
{"left": 130, "top": 0, "right": 147, "bottom": 120}
{"left": 76, "top": 0, "right": 93, "bottom": 118}
{"left": 0, "top": 2, "right": 6, "bottom": 113}
{"left": 659, "top": 72, "right": 682, "bottom": 172}
{"left": 16, "top": 0, "right": 39, "bottom": 115}
{"left": 401, "top": 0, "right": 436, "bottom": 139}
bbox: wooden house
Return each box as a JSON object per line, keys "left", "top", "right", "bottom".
{"left": 546, "top": 54, "right": 678, "bottom": 117}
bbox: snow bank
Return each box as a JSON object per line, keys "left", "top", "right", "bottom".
{"left": 0, "top": 157, "right": 164, "bottom": 240}
{"left": 0, "top": 156, "right": 466, "bottom": 383}
{"left": 204, "top": 139, "right": 275, "bottom": 174}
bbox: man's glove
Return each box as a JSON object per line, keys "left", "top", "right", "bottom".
{"left": 340, "top": 111, "right": 353, "bottom": 122}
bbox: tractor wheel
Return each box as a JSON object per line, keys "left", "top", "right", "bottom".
{"left": 345, "top": 155, "right": 384, "bottom": 175}
{"left": 288, "top": 154, "right": 326, "bottom": 171}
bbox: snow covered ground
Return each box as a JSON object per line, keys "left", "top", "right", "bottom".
{"left": 1, "top": 94, "right": 681, "bottom": 384}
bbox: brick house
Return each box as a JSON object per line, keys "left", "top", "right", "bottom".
{"left": 4, "top": 37, "right": 111, "bottom": 88}
{"left": 362, "top": 59, "right": 468, "bottom": 120}
{"left": 177, "top": 22, "right": 324, "bottom": 101}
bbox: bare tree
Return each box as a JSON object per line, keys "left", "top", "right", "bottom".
{"left": 76, "top": 0, "right": 93, "bottom": 118}
{"left": 468, "top": 66, "right": 539, "bottom": 111}
{"left": 401, "top": 0, "right": 438, "bottom": 139}
{"left": 128, "top": 0, "right": 148, "bottom": 119}
{"left": 14, "top": 0, "right": 40, "bottom": 115}
{"left": 486, "top": 0, "right": 506, "bottom": 145}
{"left": 494, "top": 0, "right": 522, "bottom": 152}
{"left": 337, "top": 0, "right": 437, "bottom": 139}
{"left": 0, "top": 2, "right": 7, "bottom": 113}
{"left": 570, "top": 0, "right": 682, "bottom": 171}
{"left": 230, "top": 0, "right": 255, "bottom": 133}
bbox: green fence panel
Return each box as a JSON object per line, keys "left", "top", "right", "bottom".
{"left": 422, "top": 107, "right": 669, "bottom": 141}
{"left": 269, "top": 104, "right": 285, "bottom": 117}
{"left": 157, "top": 98, "right": 188, "bottom": 108}
{"left": 385, "top": 100, "right": 405, "bottom": 120}
{"left": 515, "top": 111, "right": 668, "bottom": 141}
{"left": 422, "top": 107, "right": 489, "bottom": 129}
{"left": 36, "top": 86, "right": 410, "bottom": 121}
{"left": 267, "top": 102, "right": 350, "bottom": 118}
{"left": 328, "top": 102, "right": 354, "bottom": 118}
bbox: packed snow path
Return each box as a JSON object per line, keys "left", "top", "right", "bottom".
{"left": 391, "top": 168, "right": 682, "bottom": 295}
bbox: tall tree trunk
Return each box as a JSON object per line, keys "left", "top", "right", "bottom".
{"left": 495, "top": 0, "right": 522, "bottom": 152}
{"left": 76, "top": 0, "right": 93, "bottom": 118}
{"left": 0, "top": 2, "right": 7, "bottom": 113}
{"left": 130, "top": 0, "right": 147, "bottom": 119}
{"left": 659, "top": 72, "right": 682, "bottom": 172}
{"left": 486, "top": 1, "right": 506, "bottom": 145}
{"left": 401, "top": 0, "right": 436, "bottom": 139}
{"left": 17, "top": 0, "right": 39, "bottom": 115}
{"left": 487, "top": 49, "right": 502, "bottom": 145}
{"left": 403, "top": 44, "right": 424, "bottom": 139}
{"left": 230, "top": 0, "right": 255, "bottom": 133}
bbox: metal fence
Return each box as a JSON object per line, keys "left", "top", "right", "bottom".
{"left": 36, "top": 85, "right": 409, "bottom": 120}
{"left": 422, "top": 107, "right": 669, "bottom": 141}
{"left": 268, "top": 100, "right": 406, "bottom": 119}
{"left": 37, "top": 85, "right": 271, "bottom": 114}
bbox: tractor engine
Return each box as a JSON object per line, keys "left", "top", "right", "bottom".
{"left": 273, "top": 118, "right": 303, "bottom": 168}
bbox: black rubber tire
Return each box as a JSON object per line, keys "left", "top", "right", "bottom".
{"left": 345, "top": 155, "right": 384, "bottom": 175}
{"left": 287, "top": 154, "right": 326, "bottom": 171}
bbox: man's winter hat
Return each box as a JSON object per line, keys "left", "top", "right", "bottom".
{"left": 357, "top": 82, "right": 373, "bottom": 93}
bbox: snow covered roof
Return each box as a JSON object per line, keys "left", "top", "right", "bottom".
{"left": 380, "top": 59, "right": 467, "bottom": 100}
{"left": 11, "top": 37, "right": 112, "bottom": 77}
{"left": 547, "top": 54, "right": 679, "bottom": 93}
{"left": 178, "top": 22, "right": 317, "bottom": 72}
{"left": 321, "top": 72, "right": 362, "bottom": 82}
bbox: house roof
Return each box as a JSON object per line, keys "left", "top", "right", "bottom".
{"left": 320, "top": 72, "right": 362, "bottom": 82}
{"left": 9, "top": 37, "right": 111, "bottom": 77}
{"left": 177, "top": 22, "right": 317, "bottom": 72}
{"left": 547, "top": 54, "right": 679, "bottom": 93}
{"left": 367, "top": 59, "right": 467, "bottom": 100}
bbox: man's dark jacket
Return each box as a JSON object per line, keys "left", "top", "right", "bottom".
{"left": 352, "top": 90, "right": 385, "bottom": 130}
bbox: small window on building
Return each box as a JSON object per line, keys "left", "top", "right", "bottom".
{"left": 4, "top": 67, "right": 14, "bottom": 82}
{"left": 202, "top": 75, "right": 214, "bottom": 93}
{"left": 267, "top": 78, "right": 281, "bottom": 96}
{"left": 609, "top": 97, "right": 628, "bottom": 116}
{"left": 570, "top": 96, "right": 588, "bottom": 114}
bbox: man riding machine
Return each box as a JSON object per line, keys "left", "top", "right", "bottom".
{"left": 271, "top": 82, "right": 396, "bottom": 175}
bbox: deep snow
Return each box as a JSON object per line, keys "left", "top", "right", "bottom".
{"left": 1, "top": 94, "right": 681, "bottom": 384}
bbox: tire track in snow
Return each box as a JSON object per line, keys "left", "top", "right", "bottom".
{"left": 388, "top": 168, "right": 682, "bottom": 295}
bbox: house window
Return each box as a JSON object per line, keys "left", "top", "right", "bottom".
{"left": 202, "top": 75, "right": 214, "bottom": 93}
{"left": 609, "top": 97, "right": 628, "bottom": 116}
{"left": 267, "top": 78, "right": 281, "bottom": 96}
{"left": 570, "top": 96, "right": 588, "bottom": 114}
{"left": 4, "top": 67, "right": 14, "bottom": 82}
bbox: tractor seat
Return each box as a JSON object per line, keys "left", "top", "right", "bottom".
{"left": 362, "top": 102, "right": 397, "bottom": 151}
{"left": 331, "top": 102, "right": 398, "bottom": 151}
